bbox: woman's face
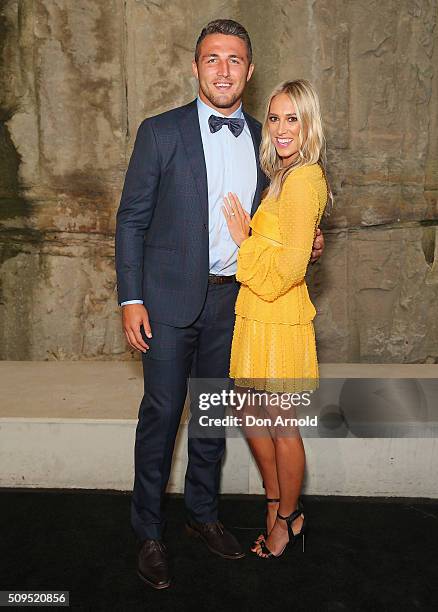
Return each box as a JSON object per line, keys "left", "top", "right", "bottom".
{"left": 268, "top": 93, "right": 301, "bottom": 166}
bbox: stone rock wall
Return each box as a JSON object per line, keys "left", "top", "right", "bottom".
{"left": 0, "top": 0, "right": 437, "bottom": 362}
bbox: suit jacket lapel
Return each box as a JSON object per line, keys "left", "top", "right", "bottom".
{"left": 179, "top": 100, "right": 208, "bottom": 225}
{"left": 244, "top": 111, "right": 265, "bottom": 216}
{"left": 179, "top": 102, "right": 265, "bottom": 223}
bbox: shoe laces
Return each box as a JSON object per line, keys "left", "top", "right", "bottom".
{"left": 205, "top": 521, "right": 224, "bottom": 535}
{"left": 150, "top": 539, "right": 166, "bottom": 554}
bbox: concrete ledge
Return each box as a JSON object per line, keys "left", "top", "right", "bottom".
{"left": 2, "top": 361, "right": 438, "bottom": 419}
{"left": 1, "top": 362, "right": 437, "bottom": 497}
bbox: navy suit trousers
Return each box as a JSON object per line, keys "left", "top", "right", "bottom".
{"left": 131, "top": 281, "right": 239, "bottom": 541}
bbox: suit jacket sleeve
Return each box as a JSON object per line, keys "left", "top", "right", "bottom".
{"left": 115, "top": 119, "right": 161, "bottom": 305}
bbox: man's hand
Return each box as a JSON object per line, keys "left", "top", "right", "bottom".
{"left": 310, "top": 228, "right": 324, "bottom": 263}
{"left": 122, "top": 304, "right": 152, "bottom": 353}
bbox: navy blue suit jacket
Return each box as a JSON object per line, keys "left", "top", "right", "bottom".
{"left": 115, "top": 99, "right": 267, "bottom": 327}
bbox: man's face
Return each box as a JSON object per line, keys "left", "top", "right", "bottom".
{"left": 192, "top": 33, "right": 254, "bottom": 115}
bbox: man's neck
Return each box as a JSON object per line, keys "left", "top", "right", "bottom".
{"left": 198, "top": 91, "right": 243, "bottom": 117}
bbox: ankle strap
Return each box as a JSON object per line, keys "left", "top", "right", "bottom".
{"left": 277, "top": 508, "right": 303, "bottom": 523}
{"left": 266, "top": 497, "right": 280, "bottom": 504}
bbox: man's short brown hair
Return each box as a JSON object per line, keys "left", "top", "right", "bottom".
{"left": 195, "top": 19, "right": 253, "bottom": 63}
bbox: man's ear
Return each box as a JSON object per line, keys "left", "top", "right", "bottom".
{"left": 192, "top": 59, "right": 199, "bottom": 80}
{"left": 246, "top": 63, "right": 255, "bottom": 82}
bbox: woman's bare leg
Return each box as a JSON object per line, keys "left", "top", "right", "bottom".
{"left": 233, "top": 388, "right": 280, "bottom": 544}
{"left": 255, "top": 397, "right": 306, "bottom": 557}
{"left": 246, "top": 435, "right": 280, "bottom": 547}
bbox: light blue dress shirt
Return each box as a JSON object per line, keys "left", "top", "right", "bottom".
{"left": 121, "top": 97, "right": 257, "bottom": 306}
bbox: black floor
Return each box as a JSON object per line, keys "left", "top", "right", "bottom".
{"left": 1, "top": 490, "right": 437, "bottom": 611}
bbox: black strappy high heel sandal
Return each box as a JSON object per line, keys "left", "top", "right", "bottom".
{"left": 258, "top": 502, "right": 307, "bottom": 559}
{"left": 250, "top": 497, "right": 280, "bottom": 552}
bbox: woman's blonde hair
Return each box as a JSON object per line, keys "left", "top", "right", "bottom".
{"left": 260, "top": 79, "right": 332, "bottom": 208}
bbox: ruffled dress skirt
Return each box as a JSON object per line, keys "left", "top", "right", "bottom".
{"left": 230, "top": 314, "right": 319, "bottom": 393}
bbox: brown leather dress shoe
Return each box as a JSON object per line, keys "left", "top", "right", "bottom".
{"left": 185, "top": 520, "right": 245, "bottom": 559}
{"left": 137, "top": 539, "right": 170, "bottom": 590}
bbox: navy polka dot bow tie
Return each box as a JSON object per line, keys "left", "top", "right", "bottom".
{"left": 208, "top": 114, "right": 245, "bottom": 137}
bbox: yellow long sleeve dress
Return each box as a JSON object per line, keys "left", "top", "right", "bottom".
{"left": 229, "top": 163, "right": 328, "bottom": 393}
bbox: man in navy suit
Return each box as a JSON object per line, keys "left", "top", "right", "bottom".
{"left": 115, "top": 19, "right": 324, "bottom": 589}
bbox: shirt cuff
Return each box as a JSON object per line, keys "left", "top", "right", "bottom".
{"left": 120, "top": 300, "right": 144, "bottom": 306}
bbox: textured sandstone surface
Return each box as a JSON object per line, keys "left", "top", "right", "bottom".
{"left": 0, "top": 0, "right": 437, "bottom": 362}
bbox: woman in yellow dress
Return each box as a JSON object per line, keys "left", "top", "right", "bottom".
{"left": 222, "top": 80, "right": 330, "bottom": 559}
